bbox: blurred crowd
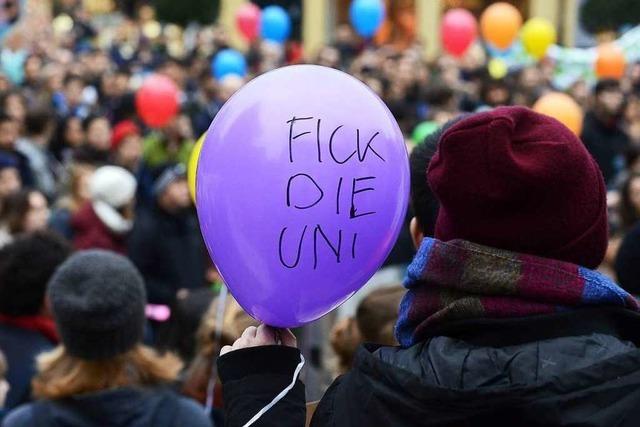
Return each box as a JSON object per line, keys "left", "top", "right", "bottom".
{"left": 1, "top": 1, "right": 640, "bottom": 426}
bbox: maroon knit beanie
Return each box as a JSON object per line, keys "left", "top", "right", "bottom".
{"left": 427, "top": 106, "right": 607, "bottom": 268}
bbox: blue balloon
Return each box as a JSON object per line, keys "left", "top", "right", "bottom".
{"left": 260, "top": 5, "right": 291, "bottom": 43}
{"left": 349, "top": 0, "right": 385, "bottom": 38}
{"left": 212, "top": 49, "right": 247, "bottom": 80}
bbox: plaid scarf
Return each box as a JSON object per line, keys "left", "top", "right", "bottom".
{"left": 395, "top": 238, "right": 640, "bottom": 348}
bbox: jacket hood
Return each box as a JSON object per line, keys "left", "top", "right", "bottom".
{"left": 317, "top": 308, "right": 640, "bottom": 427}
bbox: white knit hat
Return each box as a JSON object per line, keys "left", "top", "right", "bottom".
{"left": 89, "top": 166, "right": 137, "bottom": 234}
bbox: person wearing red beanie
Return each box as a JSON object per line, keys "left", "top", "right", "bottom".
{"left": 110, "top": 120, "right": 155, "bottom": 207}
{"left": 428, "top": 106, "right": 608, "bottom": 268}
{"left": 111, "top": 120, "right": 143, "bottom": 172}
{"left": 212, "top": 107, "right": 640, "bottom": 427}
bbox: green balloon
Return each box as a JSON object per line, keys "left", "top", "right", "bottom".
{"left": 411, "top": 121, "right": 440, "bottom": 145}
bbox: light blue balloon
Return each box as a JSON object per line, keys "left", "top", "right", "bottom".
{"left": 260, "top": 5, "right": 291, "bottom": 43}
{"left": 349, "top": 0, "right": 385, "bottom": 38}
{"left": 212, "top": 49, "right": 247, "bottom": 80}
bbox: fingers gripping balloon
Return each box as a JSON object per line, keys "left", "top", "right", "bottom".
{"left": 196, "top": 65, "right": 409, "bottom": 327}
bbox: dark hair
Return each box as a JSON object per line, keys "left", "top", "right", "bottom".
{"left": 595, "top": 79, "right": 621, "bottom": 96}
{"left": 1, "top": 189, "right": 31, "bottom": 234}
{"left": 0, "top": 189, "right": 40, "bottom": 234}
{"left": 410, "top": 134, "right": 439, "bottom": 237}
{"left": 0, "top": 111, "right": 14, "bottom": 125}
{"left": 51, "top": 115, "right": 81, "bottom": 161}
{"left": 423, "top": 85, "right": 455, "bottom": 109}
{"left": 480, "top": 76, "right": 512, "bottom": 106}
{"left": 0, "top": 231, "right": 72, "bottom": 316}
{"left": 620, "top": 173, "right": 640, "bottom": 231}
{"left": 25, "top": 109, "right": 53, "bottom": 136}
{"left": 626, "top": 145, "right": 640, "bottom": 170}
{"left": 63, "top": 74, "right": 84, "bottom": 87}
{"left": 409, "top": 115, "right": 467, "bottom": 236}
{"left": 82, "top": 114, "right": 108, "bottom": 132}
{"left": 72, "top": 145, "right": 110, "bottom": 166}
{"left": 0, "top": 90, "right": 26, "bottom": 112}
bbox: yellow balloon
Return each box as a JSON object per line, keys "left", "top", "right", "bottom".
{"left": 521, "top": 17, "right": 556, "bottom": 60}
{"left": 188, "top": 134, "right": 206, "bottom": 203}
{"left": 488, "top": 58, "right": 508, "bottom": 79}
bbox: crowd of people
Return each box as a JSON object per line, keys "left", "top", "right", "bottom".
{"left": 1, "top": 1, "right": 640, "bottom": 426}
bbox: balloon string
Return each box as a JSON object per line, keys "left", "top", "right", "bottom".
{"left": 242, "top": 353, "right": 305, "bottom": 427}
{"left": 205, "top": 284, "right": 229, "bottom": 417}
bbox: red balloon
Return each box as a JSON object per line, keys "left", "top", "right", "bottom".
{"left": 236, "top": 3, "right": 261, "bottom": 41}
{"left": 135, "top": 74, "right": 179, "bottom": 128}
{"left": 441, "top": 8, "right": 478, "bottom": 57}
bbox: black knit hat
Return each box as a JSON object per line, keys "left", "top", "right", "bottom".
{"left": 47, "top": 250, "right": 147, "bottom": 360}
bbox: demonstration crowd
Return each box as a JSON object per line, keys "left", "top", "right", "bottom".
{"left": 1, "top": 1, "right": 640, "bottom": 426}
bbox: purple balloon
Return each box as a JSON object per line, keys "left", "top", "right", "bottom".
{"left": 197, "top": 65, "right": 409, "bottom": 327}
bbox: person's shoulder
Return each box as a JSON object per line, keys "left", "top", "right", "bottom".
{"left": 173, "top": 396, "right": 212, "bottom": 427}
{"left": 2, "top": 403, "right": 35, "bottom": 427}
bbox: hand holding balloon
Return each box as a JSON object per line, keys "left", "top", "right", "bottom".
{"left": 220, "top": 324, "right": 297, "bottom": 356}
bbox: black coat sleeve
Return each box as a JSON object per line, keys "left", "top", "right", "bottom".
{"left": 217, "top": 346, "right": 306, "bottom": 427}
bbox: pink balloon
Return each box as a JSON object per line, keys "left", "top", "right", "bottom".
{"left": 236, "top": 3, "right": 261, "bottom": 41}
{"left": 441, "top": 8, "right": 478, "bottom": 57}
{"left": 135, "top": 74, "right": 179, "bottom": 128}
{"left": 196, "top": 65, "right": 409, "bottom": 327}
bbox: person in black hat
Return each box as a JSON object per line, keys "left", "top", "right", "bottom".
{"left": 2, "top": 250, "right": 211, "bottom": 427}
{"left": 128, "top": 164, "right": 207, "bottom": 308}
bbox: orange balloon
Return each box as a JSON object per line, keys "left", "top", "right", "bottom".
{"left": 533, "top": 92, "right": 583, "bottom": 136}
{"left": 480, "top": 2, "right": 522, "bottom": 50}
{"left": 595, "top": 44, "right": 626, "bottom": 79}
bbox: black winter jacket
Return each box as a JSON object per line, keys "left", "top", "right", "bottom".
{"left": 218, "top": 307, "right": 640, "bottom": 427}
{"left": 128, "top": 206, "right": 207, "bottom": 306}
{"left": 581, "top": 111, "right": 630, "bottom": 185}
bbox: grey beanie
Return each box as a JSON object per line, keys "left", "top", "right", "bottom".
{"left": 47, "top": 250, "right": 147, "bottom": 360}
